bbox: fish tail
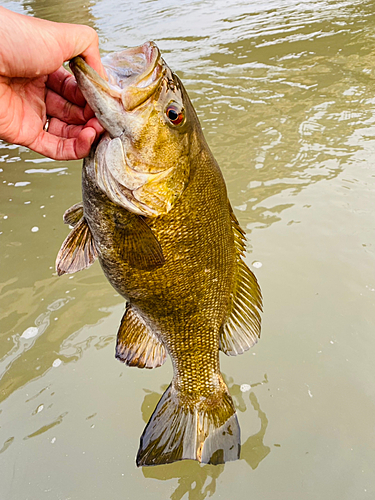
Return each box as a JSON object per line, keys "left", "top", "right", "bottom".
{"left": 136, "top": 381, "right": 240, "bottom": 466}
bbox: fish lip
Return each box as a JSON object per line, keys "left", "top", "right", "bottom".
{"left": 70, "top": 41, "right": 164, "bottom": 98}
{"left": 130, "top": 41, "right": 161, "bottom": 86}
{"left": 104, "top": 41, "right": 163, "bottom": 89}
{"left": 70, "top": 56, "right": 121, "bottom": 99}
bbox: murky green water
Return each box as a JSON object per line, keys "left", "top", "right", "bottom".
{"left": 1, "top": 0, "right": 375, "bottom": 498}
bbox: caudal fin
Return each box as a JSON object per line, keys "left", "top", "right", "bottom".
{"left": 136, "top": 383, "right": 240, "bottom": 466}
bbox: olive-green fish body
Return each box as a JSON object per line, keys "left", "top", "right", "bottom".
{"left": 84, "top": 143, "right": 232, "bottom": 376}
{"left": 56, "top": 42, "right": 262, "bottom": 466}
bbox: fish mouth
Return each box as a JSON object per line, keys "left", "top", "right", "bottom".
{"left": 70, "top": 42, "right": 166, "bottom": 135}
{"left": 103, "top": 42, "right": 164, "bottom": 98}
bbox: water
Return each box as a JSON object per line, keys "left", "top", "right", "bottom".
{"left": 1, "top": 0, "right": 375, "bottom": 498}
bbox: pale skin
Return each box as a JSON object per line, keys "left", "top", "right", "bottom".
{"left": 0, "top": 7, "right": 106, "bottom": 160}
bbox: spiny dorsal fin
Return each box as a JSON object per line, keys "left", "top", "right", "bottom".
{"left": 114, "top": 215, "right": 165, "bottom": 271}
{"left": 116, "top": 304, "right": 167, "bottom": 369}
{"left": 63, "top": 202, "right": 83, "bottom": 226}
{"left": 56, "top": 217, "right": 98, "bottom": 276}
{"left": 220, "top": 206, "right": 263, "bottom": 356}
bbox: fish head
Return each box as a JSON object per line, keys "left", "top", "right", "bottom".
{"left": 71, "top": 42, "right": 198, "bottom": 217}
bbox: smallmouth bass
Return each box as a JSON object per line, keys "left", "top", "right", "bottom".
{"left": 56, "top": 42, "right": 262, "bottom": 466}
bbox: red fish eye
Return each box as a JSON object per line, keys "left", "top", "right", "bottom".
{"left": 166, "top": 105, "right": 184, "bottom": 125}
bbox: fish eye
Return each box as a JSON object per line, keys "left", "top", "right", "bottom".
{"left": 166, "top": 104, "right": 184, "bottom": 126}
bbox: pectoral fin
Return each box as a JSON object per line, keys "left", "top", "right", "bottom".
{"left": 56, "top": 217, "right": 98, "bottom": 276}
{"left": 220, "top": 206, "right": 262, "bottom": 356}
{"left": 114, "top": 215, "right": 165, "bottom": 271}
{"left": 63, "top": 202, "right": 83, "bottom": 226}
{"left": 116, "top": 304, "right": 167, "bottom": 369}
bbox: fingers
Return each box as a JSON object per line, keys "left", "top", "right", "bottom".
{"left": 48, "top": 119, "right": 84, "bottom": 140}
{"left": 39, "top": 73, "right": 104, "bottom": 160}
{"left": 46, "top": 67, "right": 86, "bottom": 107}
{"left": 29, "top": 126, "right": 99, "bottom": 160}
{"left": 45, "top": 87, "right": 95, "bottom": 124}
{"left": 74, "top": 126, "right": 99, "bottom": 159}
{"left": 83, "top": 117, "right": 104, "bottom": 137}
{"left": 48, "top": 117, "right": 104, "bottom": 139}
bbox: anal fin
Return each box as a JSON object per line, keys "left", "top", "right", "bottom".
{"left": 56, "top": 217, "right": 98, "bottom": 276}
{"left": 220, "top": 206, "right": 263, "bottom": 356}
{"left": 116, "top": 304, "right": 167, "bottom": 369}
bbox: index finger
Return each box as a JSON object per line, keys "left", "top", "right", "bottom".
{"left": 29, "top": 127, "right": 98, "bottom": 160}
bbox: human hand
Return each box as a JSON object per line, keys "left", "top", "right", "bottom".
{"left": 0, "top": 7, "right": 106, "bottom": 160}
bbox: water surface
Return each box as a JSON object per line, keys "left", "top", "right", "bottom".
{"left": 1, "top": 0, "right": 375, "bottom": 499}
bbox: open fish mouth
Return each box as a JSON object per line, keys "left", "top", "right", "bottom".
{"left": 104, "top": 41, "right": 166, "bottom": 111}
{"left": 103, "top": 42, "right": 164, "bottom": 99}
{"left": 70, "top": 42, "right": 166, "bottom": 135}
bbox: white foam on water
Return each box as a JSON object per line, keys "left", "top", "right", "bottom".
{"left": 15, "top": 182, "right": 30, "bottom": 187}
{"left": 240, "top": 384, "right": 251, "bottom": 392}
{"left": 21, "top": 327, "right": 38, "bottom": 339}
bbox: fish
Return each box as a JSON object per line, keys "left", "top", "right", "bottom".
{"left": 56, "top": 41, "right": 262, "bottom": 466}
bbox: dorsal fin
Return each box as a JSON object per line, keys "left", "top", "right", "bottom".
{"left": 63, "top": 202, "right": 84, "bottom": 226}
{"left": 220, "top": 206, "right": 263, "bottom": 356}
{"left": 56, "top": 217, "right": 98, "bottom": 276}
{"left": 116, "top": 304, "right": 167, "bottom": 369}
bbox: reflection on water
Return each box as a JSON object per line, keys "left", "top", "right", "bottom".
{"left": 142, "top": 377, "right": 270, "bottom": 500}
{"left": 0, "top": 436, "right": 14, "bottom": 455}
{"left": 144, "top": 461, "right": 224, "bottom": 500}
{"left": 175, "top": 0, "right": 375, "bottom": 232}
{"left": 23, "top": 411, "right": 68, "bottom": 440}
{"left": 0, "top": 268, "right": 122, "bottom": 404}
{"left": 23, "top": 0, "right": 98, "bottom": 27}
{"left": 241, "top": 392, "right": 271, "bottom": 469}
